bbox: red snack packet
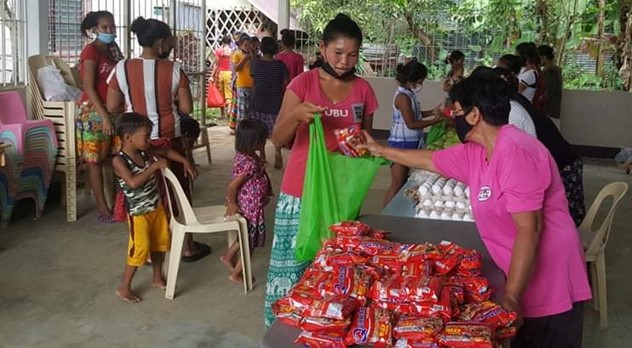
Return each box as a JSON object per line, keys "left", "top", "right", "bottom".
{"left": 369, "top": 251, "right": 402, "bottom": 272}
{"left": 436, "top": 323, "right": 494, "bottom": 348}
{"left": 329, "top": 221, "right": 371, "bottom": 237}
{"left": 434, "top": 241, "right": 465, "bottom": 275}
{"left": 496, "top": 326, "right": 518, "bottom": 339}
{"left": 394, "top": 337, "right": 440, "bottom": 348}
{"left": 319, "top": 266, "right": 355, "bottom": 298}
{"left": 393, "top": 316, "right": 443, "bottom": 340}
{"left": 300, "top": 316, "right": 352, "bottom": 332}
{"left": 302, "top": 296, "right": 358, "bottom": 320}
{"left": 368, "top": 274, "right": 402, "bottom": 303}
{"left": 338, "top": 236, "right": 398, "bottom": 256}
{"left": 271, "top": 298, "right": 302, "bottom": 328}
{"left": 295, "top": 330, "right": 348, "bottom": 348}
{"left": 398, "top": 243, "right": 443, "bottom": 263}
{"left": 456, "top": 250, "right": 482, "bottom": 277}
{"left": 334, "top": 124, "right": 368, "bottom": 157}
{"left": 460, "top": 276, "right": 492, "bottom": 303}
{"left": 369, "top": 229, "right": 390, "bottom": 239}
{"left": 402, "top": 260, "right": 433, "bottom": 278}
{"left": 399, "top": 276, "right": 442, "bottom": 303}
{"left": 457, "top": 301, "right": 517, "bottom": 328}
{"left": 345, "top": 306, "right": 395, "bottom": 347}
{"left": 349, "top": 268, "right": 375, "bottom": 305}
{"left": 292, "top": 269, "right": 329, "bottom": 295}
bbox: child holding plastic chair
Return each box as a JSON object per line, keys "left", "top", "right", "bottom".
{"left": 222, "top": 119, "right": 273, "bottom": 284}
{"left": 112, "top": 112, "right": 196, "bottom": 303}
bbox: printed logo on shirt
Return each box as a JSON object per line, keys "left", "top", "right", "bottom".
{"left": 323, "top": 108, "right": 349, "bottom": 118}
{"left": 477, "top": 186, "right": 492, "bottom": 202}
{"left": 352, "top": 104, "right": 365, "bottom": 123}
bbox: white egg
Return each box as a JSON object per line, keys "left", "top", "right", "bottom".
{"left": 456, "top": 201, "right": 466, "bottom": 209}
{"left": 465, "top": 187, "right": 470, "bottom": 199}
{"left": 434, "top": 200, "right": 444, "bottom": 207}
{"left": 429, "top": 211, "right": 439, "bottom": 219}
{"left": 463, "top": 213, "right": 472, "bottom": 221}
{"left": 452, "top": 212, "right": 463, "bottom": 220}
{"left": 418, "top": 186, "right": 429, "bottom": 196}
{"left": 444, "top": 200, "right": 456, "bottom": 208}
{"left": 454, "top": 185, "right": 464, "bottom": 197}
{"left": 423, "top": 199, "right": 433, "bottom": 207}
{"left": 441, "top": 212, "right": 451, "bottom": 220}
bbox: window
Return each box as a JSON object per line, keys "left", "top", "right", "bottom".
{"left": 1, "top": 0, "right": 26, "bottom": 86}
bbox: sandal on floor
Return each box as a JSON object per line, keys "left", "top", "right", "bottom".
{"left": 97, "top": 214, "right": 117, "bottom": 224}
{"left": 181, "top": 242, "right": 211, "bottom": 263}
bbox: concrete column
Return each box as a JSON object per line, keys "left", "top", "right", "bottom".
{"left": 26, "top": 0, "right": 49, "bottom": 57}
{"left": 277, "top": 0, "right": 290, "bottom": 39}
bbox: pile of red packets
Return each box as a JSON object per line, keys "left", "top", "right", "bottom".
{"left": 334, "top": 125, "right": 369, "bottom": 157}
{"left": 273, "top": 221, "right": 517, "bottom": 348}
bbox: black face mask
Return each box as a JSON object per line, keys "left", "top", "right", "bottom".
{"left": 321, "top": 62, "right": 356, "bottom": 80}
{"left": 454, "top": 115, "right": 473, "bottom": 143}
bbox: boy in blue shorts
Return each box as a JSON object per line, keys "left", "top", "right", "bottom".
{"left": 113, "top": 112, "right": 197, "bottom": 303}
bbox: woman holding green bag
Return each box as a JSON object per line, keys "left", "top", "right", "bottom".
{"left": 263, "top": 13, "right": 379, "bottom": 328}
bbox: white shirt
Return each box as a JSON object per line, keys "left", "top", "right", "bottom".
{"left": 509, "top": 100, "right": 537, "bottom": 137}
{"left": 518, "top": 68, "right": 537, "bottom": 102}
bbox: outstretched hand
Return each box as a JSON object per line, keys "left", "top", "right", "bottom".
{"left": 356, "top": 131, "right": 385, "bottom": 157}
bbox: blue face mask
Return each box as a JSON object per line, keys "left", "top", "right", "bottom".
{"left": 97, "top": 32, "right": 116, "bottom": 44}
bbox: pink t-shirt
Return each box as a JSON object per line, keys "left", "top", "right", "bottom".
{"left": 281, "top": 69, "right": 379, "bottom": 197}
{"left": 432, "top": 125, "right": 591, "bottom": 318}
{"left": 276, "top": 51, "right": 305, "bottom": 81}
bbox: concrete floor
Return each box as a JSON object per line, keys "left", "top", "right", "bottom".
{"left": 1, "top": 126, "right": 631, "bottom": 348}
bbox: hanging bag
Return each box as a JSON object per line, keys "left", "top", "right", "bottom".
{"left": 206, "top": 80, "right": 225, "bottom": 108}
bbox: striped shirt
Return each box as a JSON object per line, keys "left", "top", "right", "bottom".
{"left": 388, "top": 86, "right": 424, "bottom": 144}
{"left": 251, "top": 58, "right": 288, "bottom": 114}
{"left": 109, "top": 58, "right": 189, "bottom": 140}
{"left": 116, "top": 151, "right": 160, "bottom": 216}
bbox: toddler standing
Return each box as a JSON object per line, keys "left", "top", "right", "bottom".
{"left": 113, "top": 112, "right": 196, "bottom": 303}
{"left": 221, "top": 119, "right": 273, "bottom": 283}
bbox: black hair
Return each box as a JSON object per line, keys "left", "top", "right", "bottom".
{"left": 395, "top": 60, "right": 428, "bottom": 84}
{"left": 239, "top": 33, "right": 253, "bottom": 44}
{"left": 516, "top": 42, "right": 541, "bottom": 66}
{"left": 260, "top": 37, "right": 278, "bottom": 56}
{"left": 445, "top": 50, "right": 465, "bottom": 65}
{"left": 493, "top": 67, "right": 519, "bottom": 93}
{"left": 449, "top": 75, "right": 511, "bottom": 126}
{"left": 498, "top": 54, "right": 522, "bottom": 75}
{"left": 253, "top": 36, "right": 261, "bottom": 44}
{"left": 235, "top": 119, "right": 268, "bottom": 156}
{"left": 469, "top": 66, "right": 519, "bottom": 94}
{"left": 80, "top": 11, "right": 114, "bottom": 37}
{"left": 322, "top": 13, "right": 363, "bottom": 46}
{"left": 281, "top": 30, "right": 296, "bottom": 48}
{"left": 116, "top": 112, "right": 153, "bottom": 138}
{"left": 130, "top": 17, "right": 172, "bottom": 47}
{"left": 537, "top": 45, "right": 555, "bottom": 61}
{"left": 221, "top": 34, "right": 231, "bottom": 45}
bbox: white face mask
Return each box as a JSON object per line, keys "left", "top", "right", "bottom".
{"left": 412, "top": 84, "right": 423, "bottom": 93}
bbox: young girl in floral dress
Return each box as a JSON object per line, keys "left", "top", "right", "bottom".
{"left": 222, "top": 119, "right": 273, "bottom": 283}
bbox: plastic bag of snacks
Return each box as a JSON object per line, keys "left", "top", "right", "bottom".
{"left": 434, "top": 241, "right": 465, "bottom": 275}
{"left": 345, "top": 306, "right": 395, "bottom": 347}
{"left": 301, "top": 296, "right": 358, "bottom": 320}
{"left": 334, "top": 124, "right": 368, "bottom": 157}
{"left": 457, "top": 301, "right": 517, "bottom": 328}
{"left": 329, "top": 220, "right": 372, "bottom": 237}
{"left": 271, "top": 300, "right": 302, "bottom": 327}
{"left": 295, "top": 330, "right": 348, "bottom": 348}
{"left": 399, "top": 276, "right": 442, "bottom": 303}
{"left": 337, "top": 236, "right": 398, "bottom": 256}
{"left": 393, "top": 316, "right": 443, "bottom": 340}
{"left": 460, "top": 276, "right": 492, "bottom": 303}
{"left": 456, "top": 249, "right": 483, "bottom": 277}
{"left": 299, "top": 316, "right": 352, "bottom": 332}
{"left": 394, "top": 337, "right": 440, "bottom": 348}
{"left": 436, "top": 323, "right": 494, "bottom": 348}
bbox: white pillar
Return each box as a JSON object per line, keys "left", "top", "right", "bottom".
{"left": 277, "top": 0, "right": 290, "bottom": 39}
{"left": 26, "top": 0, "right": 49, "bottom": 57}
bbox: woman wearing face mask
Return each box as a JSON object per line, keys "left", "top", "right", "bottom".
{"left": 77, "top": 11, "right": 125, "bottom": 223}
{"left": 360, "top": 75, "right": 591, "bottom": 348}
{"left": 263, "top": 13, "right": 379, "bottom": 328}
{"left": 442, "top": 50, "right": 465, "bottom": 93}
{"left": 384, "top": 60, "right": 442, "bottom": 206}
{"left": 107, "top": 17, "right": 209, "bottom": 263}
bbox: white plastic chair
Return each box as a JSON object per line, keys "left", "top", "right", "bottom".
{"left": 161, "top": 168, "right": 253, "bottom": 299}
{"left": 578, "top": 182, "right": 628, "bottom": 329}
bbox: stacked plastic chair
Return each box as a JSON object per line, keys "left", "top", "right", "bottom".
{"left": 0, "top": 91, "right": 58, "bottom": 226}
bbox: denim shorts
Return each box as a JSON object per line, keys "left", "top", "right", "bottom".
{"left": 388, "top": 140, "right": 421, "bottom": 149}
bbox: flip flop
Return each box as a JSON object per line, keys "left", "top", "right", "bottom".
{"left": 181, "top": 242, "right": 211, "bottom": 263}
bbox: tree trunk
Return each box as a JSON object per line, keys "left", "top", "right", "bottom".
{"left": 596, "top": 0, "right": 606, "bottom": 76}
{"left": 620, "top": 1, "right": 632, "bottom": 91}
{"left": 404, "top": 14, "right": 435, "bottom": 63}
{"left": 557, "top": 0, "right": 580, "bottom": 67}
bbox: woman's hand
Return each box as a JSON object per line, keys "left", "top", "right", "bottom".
{"left": 102, "top": 116, "right": 114, "bottom": 136}
{"left": 501, "top": 293, "right": 523, "bottom": 328}
{"left": 152, "top": 157, "right": 169, "bottom": 171}
{"left": 293, "top": 102, "right": 327, "bottom": 124}
{"left": 357, "top": 131, "right": 385, "bottom": 157}
{"left": 183, "top": 160, "right": 198, "bottom": 180}
{"left": 225, "top": 202, "right": 239, "bottom": 217}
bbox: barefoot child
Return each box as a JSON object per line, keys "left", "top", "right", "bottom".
{"left": 221, "top": 119, "right": 272, "bottom": 283}
{"left": 113, "top": 112, "right": 196, "bottom": 303}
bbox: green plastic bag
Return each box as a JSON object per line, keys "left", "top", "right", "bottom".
{"left": 295, "top": 116, "right": 387, "bottom": 262}
{"left": 425, "top": 119, "right": 448, "bottom": 148}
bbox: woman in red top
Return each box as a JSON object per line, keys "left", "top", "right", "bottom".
{"left": 276, "top": 30, "right": 305, "bottom": 81}
{"left": 77, "top": 11, "right": 125, "bottom": 223}
{"left": 210, "top": 35, "right": 233, "bottom": 118}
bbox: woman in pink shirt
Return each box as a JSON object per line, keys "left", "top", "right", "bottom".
{"left": 276, "top": 29, "right": 305, "bottom": 81}
{"left": 263, "top": 14, "right": 379, "bottom": 328}
{"left": 361, "top": 75, "right": 591, "bottom": 347}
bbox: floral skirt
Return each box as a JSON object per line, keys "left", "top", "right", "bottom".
{"left": 263, "top": 193, "right": 310, "bottom": 328}
{"left": 560, "top": 158, "right": 586, "bottom": 226}
{"left": 76, "top": 103, "right": 112, "bottom": 164}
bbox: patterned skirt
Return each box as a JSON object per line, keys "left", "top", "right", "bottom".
{"left": 76, "top": 103, "right": 112, "bottom": 164}
{"left": 264, "top": 193, "right": 310, "bottom": 328}
{"left": 560, "top": 158, "right": 586, "bottom": 226}
{"left": 252, "top": 111, "right": 277, "bottom": 138}
{"left": 235, "top": 87, "right": 253, "bottom": 123}
{"left": 228, "top": 85, "right": 238, "bottom": 130}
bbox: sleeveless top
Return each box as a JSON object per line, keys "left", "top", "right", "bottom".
{"left": 388, "top": 86, "right": 424, "bottom": 145}
{"left": 116, "top": 150, "right": 160, "bottom": 216}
